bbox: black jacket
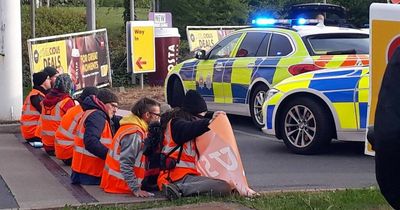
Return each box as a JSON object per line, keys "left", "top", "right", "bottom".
{"left": 81, "top": 96, "right": 114, "bottom": 160}
{"left": 375, "top": 46, "right": 400, "bottom": 209}
{"left": 30, "top": 86, "right": 48, "bottom": 113}
{"left": 170, "top": 117, "right": 210, "bottom": 145}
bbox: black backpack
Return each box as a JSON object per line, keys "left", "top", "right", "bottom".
{"left": 141, "top": 121, "right": 182, "bottom": 191}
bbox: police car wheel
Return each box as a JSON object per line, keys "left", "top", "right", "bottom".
{"left": 280, "top": 97, "right": 332, "bottom": 155}
{"left": 168, "top": 78, "right": 185, "bottom": 108}
{"left": 250, "top": 85, "right": 269, "bottom": 129}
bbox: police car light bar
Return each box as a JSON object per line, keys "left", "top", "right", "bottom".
{"left": 251, "top": 18, "right": 321, "bottom": 27}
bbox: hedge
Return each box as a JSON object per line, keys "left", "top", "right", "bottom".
{"left": 21, "top": 6, "right": 87, "bottom": 89}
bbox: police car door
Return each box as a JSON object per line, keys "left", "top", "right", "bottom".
{"left": 195, "top": 33, "right": 243, "bottom": 103}
{"left": 229, "top": 31, "right": 271, "bottom": 105}
{"left": 355, "top": 70, "right": 369, "bottom": 131}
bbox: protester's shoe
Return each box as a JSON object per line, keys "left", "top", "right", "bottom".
{"left": 163, "top": 183, "right": 181, "bottom": 200}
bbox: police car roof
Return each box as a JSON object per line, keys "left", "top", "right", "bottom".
{"left": 294, "top": 25, "right": 369, "bottom": 37}
{"left": 241, "top": 25, "right": 368, "bottom": 37}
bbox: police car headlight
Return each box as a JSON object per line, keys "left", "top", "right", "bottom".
{"left": 266, "top": 88, "right": 279, "bottom": 101}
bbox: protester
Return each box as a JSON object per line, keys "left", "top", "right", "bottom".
{"left": 71, "top": 88, "right": 119, "bottom": 185}
{"left": 43, "top": 66, "right": 60, "bottom": 88}
{"left": 157, "top": 90, "right": 231, "bottom": 200}
{"left": 20, "top": 71, "right": 51, "bottom": 143}
{"left": 37, "top": 74, "right": 75, "bottom": 155}
{"left": 100, "top": 97, "right": 161, "bottom": 197}
{"left": 141, "top": 103, "right": 172, "bottom": 192}
{"left": 54, "top": 86, "right": 99, "bottom": 165}
{"left": 374, "top": 47, "right": 400, "bottom": 209}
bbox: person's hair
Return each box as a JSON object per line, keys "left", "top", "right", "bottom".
{"left": 160, "top": 107, "right": 194, "bottom": 132}
{"left": 131, "top": 97, "right": 161, "bottom": 117}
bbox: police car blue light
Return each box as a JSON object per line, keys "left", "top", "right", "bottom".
{"left": 297, "top": 18, "right": 307, "bottom": 25}
{"left": 252, "top": 18, "right": 277, "bottom": 26}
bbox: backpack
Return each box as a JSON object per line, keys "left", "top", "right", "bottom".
{"left": 141, "top": 121, "right": 182, "bottom": 191}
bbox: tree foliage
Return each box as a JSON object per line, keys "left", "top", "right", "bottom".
{"left": 159, "top": 0, "right": 249, "bottom": 37}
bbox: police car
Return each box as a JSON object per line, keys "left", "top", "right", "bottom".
{"left": 262, "top": 67, "right": 369, "bottom": 154}
{"left": 164, "top": 18, "right": 369, "bottom": 128}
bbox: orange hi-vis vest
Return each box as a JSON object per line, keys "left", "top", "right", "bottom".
{"left": 40, "top": 97, "right": 73, "bottom": 149}
{"left": 157, "top": 120, "right": 200, "bottom": 190}
{"left": 20, "top": 89, "right": 45, "bottom": 140}
{"left": 71, "top": 110, "right": 112, "bottom": 177}
{"left": 54, "top": 104, "right": 83, "bottom": 160}
{"left": 101, "top": 124, "right": 147, "bottom": 194}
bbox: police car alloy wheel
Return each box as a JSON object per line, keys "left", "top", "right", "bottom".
{"left": 280, "top": 97, "right": 332, "bottom": 154}
{"left": 250, "top": 85, "right": 269, "bottom": 129}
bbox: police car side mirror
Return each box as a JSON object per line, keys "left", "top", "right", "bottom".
{"left": 194, "top": 50, "right": 207, "bottom": 60}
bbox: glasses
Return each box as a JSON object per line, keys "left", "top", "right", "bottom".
{"left": 109, "top": 103, "right": 119, "bottom": 109}
{"left": 149, "top": 112, "right": 161, "bottom": 117}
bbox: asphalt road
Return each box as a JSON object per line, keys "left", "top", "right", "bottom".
{"left": 227, "top": 114, "right": 377, "bottom": 192}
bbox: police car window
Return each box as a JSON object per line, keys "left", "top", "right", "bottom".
{"left": 208, "top": 33, "right": 242, "bottom": 59}
{"left": 235, "top": 32, "right": 269, "bottom": 57}
{"left": 305, "top": 33, "right": 369, "bottom": 55}
{"left": 268, "top": 34, "right": 293, "bottom": 56}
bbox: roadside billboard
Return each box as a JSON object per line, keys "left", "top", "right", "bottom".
{"left": 186, "top": 26, "right": 247, "bottom": 52}
{"left": 366, "top": 3, "right": 400, "bottom": 156}
{"left": 28, "top": 29, "right": 111, "bottom": 91}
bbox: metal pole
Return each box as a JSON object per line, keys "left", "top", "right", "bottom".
{"left": 30, "top": 0, "right": 35, "bottom": 38}
{"left": 0, "top": 0, "right": 23, "bottom": 120}
{"left": 156, "top": 0, "right": 159, "bottom": 12}
{"left": 86, "top": 0, "right": 96, "bottom": 30}
{"left": 130, "top": 0, "right": 137, "bottom": 85}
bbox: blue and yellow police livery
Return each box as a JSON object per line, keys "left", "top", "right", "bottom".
{"left": 262, "top": 67, "right": 369, "bottom": 154}
{"left": 165, "top": 19, "right": 369, "bottom": 128}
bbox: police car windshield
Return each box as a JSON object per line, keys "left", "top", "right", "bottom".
{"left": 305, "top": 33, "right": 369, "bottom": 55}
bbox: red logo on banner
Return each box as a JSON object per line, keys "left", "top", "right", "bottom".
{"left": 392, "top": 0, "right": 400, "bottom": 3}
{"left": 387, "top": 36, "right": 400, "bottom": 62}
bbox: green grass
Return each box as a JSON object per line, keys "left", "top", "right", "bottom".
{"left": 65, "top": 187, "right": 391, "bottom": 210}
{"left": 65, "top": 7, "right": 149, "bottom": 40}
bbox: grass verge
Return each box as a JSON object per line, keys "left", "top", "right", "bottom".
{"left": 65, "top": 187, "right": 391, "bottom": 210}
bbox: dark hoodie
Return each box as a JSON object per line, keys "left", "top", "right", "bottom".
{"left": 30, "top": 85, "right": 49, "bottom": 113}
{"left": 80, "top": 95, "right": 112, "bottom": 160}
{"left": 71, "top": 95, "right": 112, "bottom": 185}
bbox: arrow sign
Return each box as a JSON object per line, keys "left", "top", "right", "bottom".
{"left": 128, "top": 21, "right": 155, "bottom": 73}
{"left": 136, "top": 57, "right": 147, "bottom": 69}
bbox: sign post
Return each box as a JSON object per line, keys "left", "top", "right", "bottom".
{"left": 126, "top": 21, "right": 156, "bottom": 89}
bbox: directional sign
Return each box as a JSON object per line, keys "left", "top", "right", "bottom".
{"left": 127, "top": 21, "right": 155, "bottom": 73}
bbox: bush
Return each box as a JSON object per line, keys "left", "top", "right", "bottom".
{"left": 21, "top": 6, "right": 87, "bottom": 89}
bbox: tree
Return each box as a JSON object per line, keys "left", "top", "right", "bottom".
{"left": 159, "top": 0, "right": 248, "bottom": 38}
{"left": 331, "top": 0, "right": 387, "bottom": 27}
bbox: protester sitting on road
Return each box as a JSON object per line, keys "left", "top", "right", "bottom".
{"left": 54, "top": 86, "right": 99, "bottom": 166}
{"left": 157, "top": 90, "right": 232, "bottom": 200}
{"left": 36, "top": 74, "right": 75, "bottom": 155}
{"left": 100, "top": 97, "right": 161, "bottom": 197}
{"left": 43, "top": 66, "right": 60, "bottom": 88}
{"left": 71, "top": 89, "right": 119, "bottom": 185}
{"left": 20, "top": 71, "right": 51, "bottom": 143}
